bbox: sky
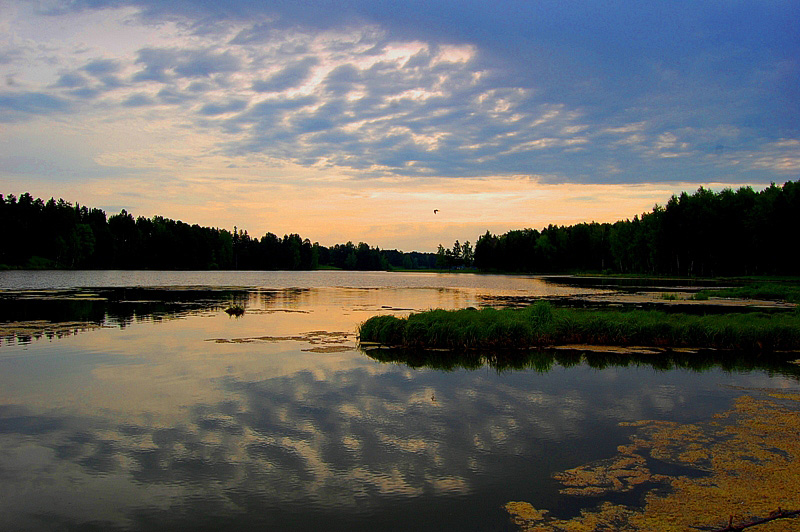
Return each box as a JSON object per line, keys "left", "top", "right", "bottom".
{"left": 0, "top": 0, "right": 798, "bottom": 251}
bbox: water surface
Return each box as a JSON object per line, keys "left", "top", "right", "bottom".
{"left": 0, "top": 271, "right": 797, "bottom": 531}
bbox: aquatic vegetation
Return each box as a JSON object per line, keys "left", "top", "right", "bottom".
{"left": 695, "top": 282, "right": 800, "bottom": 304}
{"left": 225, "top": 304, "right": 245, "bottom": 316}
{"left": 358, "top": 302, "right": 800, "bottom": 353}
{"left": 0, "top": 320, "right": 104, "bottom": 344}
{"left": 505, "top": 391, "right": 800, "bottom": 531}
{"left": 206, "top": 330, "right": 355, "bottom": 351}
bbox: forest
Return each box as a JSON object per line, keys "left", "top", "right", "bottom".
{"left": 473, "top": 180, "right": 799, "bottom": 276}
{"left": 1, "top": 179, "right": 798, "bottom": 275}
{"left": 0, "top": 195, "right": 437, "bottom": 271}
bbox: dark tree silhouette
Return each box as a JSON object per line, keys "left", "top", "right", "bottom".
{"left": 470, "top": 180, "right": 799, "bottom": 276}
{"left": 0, "top": 194, "right": 434, "bottom": 271}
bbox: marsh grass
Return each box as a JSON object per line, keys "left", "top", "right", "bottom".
{"left": 358, "top": 301, "right": 800, "bottom": 353}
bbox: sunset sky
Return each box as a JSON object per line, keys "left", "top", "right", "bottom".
{"left": 1, "top": 1, "right": 797, "bottom": 251}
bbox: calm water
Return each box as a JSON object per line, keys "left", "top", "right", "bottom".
{"left": 0, "top": 271, "right": 797, "bottom": 531}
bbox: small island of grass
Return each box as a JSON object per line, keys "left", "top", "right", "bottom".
{"left": 358, "top": 301, "right": 800, "bottom": 353}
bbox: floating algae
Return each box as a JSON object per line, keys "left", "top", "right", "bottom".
{"left": 301, "top": 345, "right": 355, "bottom": 353}
{"left": 0, "top": 320, "right": 105, "bottom": 343}
{"left": 506, "top": 390, "right": 800, "bottom": 531}
{"left": 207, "top": 330, "right": 356, "bottom": 352}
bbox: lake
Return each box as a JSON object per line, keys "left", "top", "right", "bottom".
{"left": 0, "top": 270, "right": 797, "bottom": 531}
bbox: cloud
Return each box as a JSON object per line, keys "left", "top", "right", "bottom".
{"left": 0, "top": 91, "right": 71, "bottom": 121}
{"left": 82, "top": 58, "right": 121, "bottom": 76}
{"left": 132, "top": 48, "right": 242, "bottom": 82}
{"left": 229, "top": 21, "right": 275, "bottom": 45}
{"left": 0, "top": 48, "right": 23, "bottom": 65}
{"left": 174, "top": 49, "right": 242, "bottom": 77}
{"left": 199, "top": 98, "right": 248, "bottom": 116}
{"left": 122, "top": 92, "right": 155, "bottom": 107}
{"left": 131, "top": 48, "right": 176, "bottom": 82}
{"left": 736, "top": 139, "right": 800, "bottom": 174}
{"left": 157, "top": 86, "right": 193, "bottom": 104}
{"left": 52, "top": 71, "right": 89, "bottom": 88}
{"left": 251, "top": 57, "right": 318, "bottom": 92}
{"left": 69, "top": 87, "right": 102, "bottom": 99}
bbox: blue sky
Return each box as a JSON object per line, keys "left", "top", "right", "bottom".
{"left": 1, "top": 0, "right": 797, "bottom": 250}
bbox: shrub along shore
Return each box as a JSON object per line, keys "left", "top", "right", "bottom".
{"left": 358, "top": 302, "right": 800, "bottom": 353}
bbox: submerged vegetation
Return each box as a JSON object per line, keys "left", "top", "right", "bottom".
{"left": 224, "top": 304, "right": 245, "bottom": 317}
{"left": 696, "top": 281, "right": 800, "bottom": 304}
{"left": 358, "top": 301, "right": 800, "bottom": 353}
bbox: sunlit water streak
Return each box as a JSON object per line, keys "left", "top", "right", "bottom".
{"left": 0, "top": 271, "right": 796, "bottom": 531}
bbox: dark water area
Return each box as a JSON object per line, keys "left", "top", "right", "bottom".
{"left": 0, "top": 271, "right": 797, "bottom": 531}
{"left": 0, "top": 287, "right": 247, "bottom": 326}
{"left": 363, "top": 347, "right": 800, "bottom": 380}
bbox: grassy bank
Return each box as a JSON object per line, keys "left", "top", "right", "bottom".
{"left": 358, "top": 302, "right": 800, "bottom": 353}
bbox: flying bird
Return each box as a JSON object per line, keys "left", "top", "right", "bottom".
{"left": 433, "top": 209, "right": 439, "bottom": 214}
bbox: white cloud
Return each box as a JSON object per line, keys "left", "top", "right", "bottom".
{"left": 739, "top": 139, "right": 800, "bottom": 173}
{"left": 0, "top": 5, "right": 615, "bottom": 181}
{"left": 602, "top": 122, "right": 646, "bottom": 134}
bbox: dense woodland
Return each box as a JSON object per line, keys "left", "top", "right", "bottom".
{"left": 0, "top": 194, "right": 436, "bottom": 271}
{"left": 1, "top": 180, "right": 798, "bottom": 275}
{"left": 473, "top": 180, "right": 800, "bottom": 276}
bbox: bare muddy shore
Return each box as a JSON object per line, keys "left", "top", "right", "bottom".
{"left": 496, "top": 275, "right": 799, "bottom": 312}
{"left": 483, "top": 291, "right": 797, "bottom": 312}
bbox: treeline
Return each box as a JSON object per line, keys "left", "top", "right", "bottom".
{"left": 5, "top": 180, "right": 798, "bottom": 275}
{"left": 0, "top": 193, "right": 437, "bottom": 271}
{"left": 473, "top": 180, "right": 800, "bottom": 276}
{"left": 435, "top": 240, "right": 475, "bottom": 269}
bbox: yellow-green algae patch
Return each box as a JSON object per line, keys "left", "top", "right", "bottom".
{"left": 207, "top": 331, "right": 357, "bottom": 353}
{"left": 506, "top": 391, "right": 800, "bottom": 531}
{"left": 301, "top": 345, "right": 355, "bottom": 353}
{"left": 207, "top": 331, "right": 353, "bottom": 344}
{"left": 553, "top": 453, "right": 665, "bottom": 497}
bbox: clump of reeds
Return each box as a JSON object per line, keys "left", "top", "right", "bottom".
{"left": 225, "top": 304, "right": 245, "bottom": 317}
{"left": 358, "top": 301, "right": 800, "bottom": 353}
